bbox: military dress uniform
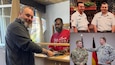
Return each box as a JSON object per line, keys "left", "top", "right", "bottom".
{"left": 71, "top": 48, "right": 88, "bottom": 65}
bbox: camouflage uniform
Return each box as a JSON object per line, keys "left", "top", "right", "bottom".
{"left": 87, "top": 43, "right": 115, "bottom": 65}
{"left": 71, "top": 48, "right": 88, "bottom": 65}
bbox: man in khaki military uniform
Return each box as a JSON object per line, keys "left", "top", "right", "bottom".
{"left": 71, "top": 40, "right": 88, "bottom": 65}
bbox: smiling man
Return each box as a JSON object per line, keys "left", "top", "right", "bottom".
{"left": 5, "top": 6, "right": 54, "bottom": 65}
{"left": 71, "top": 2, "right": 90, "bottom": 33}
{"left": 91, "top": 2, "right": 115, "bottom": 33}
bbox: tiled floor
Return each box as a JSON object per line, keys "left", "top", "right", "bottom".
{"left": 0, "top": 47, "right": 6, "bottom": 65}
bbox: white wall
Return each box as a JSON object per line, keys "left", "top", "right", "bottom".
{"left": 42, "top": 1, "right": 70, "bottom": 42}
{"left": 70, "top": 33, "right": 115, "bottom": 65}
{"left": 0, "top": 48, "right": 5, "bottom": 65}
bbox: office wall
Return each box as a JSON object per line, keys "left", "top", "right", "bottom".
{"left": 41, "top": 1, "right": 69, "bottom": 42}
{"left": 0, "top": 47, "right": 5, "bottom": 65}
{"left": 70, "top": 33, "right": 115, "bottom": 65}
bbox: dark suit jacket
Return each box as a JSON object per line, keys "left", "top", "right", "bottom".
{"left": 5, "top": 18, "right": 42, "bottom": 65}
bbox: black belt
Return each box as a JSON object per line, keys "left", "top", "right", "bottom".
{"left": 97, "top": 31, "right": 111, "bottom": 33}
{"left": 74, "top": 63, "right": 87, "bottom": 65}
{"left": 78, "top": 30, "right": 88, "bottom": 33}
{"left": 98, "top": 64, "right": 111, "bottom": 65}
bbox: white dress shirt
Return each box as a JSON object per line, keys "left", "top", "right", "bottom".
{"left": 92, "top": 12, "right": 115, "bottom": 31}
{"left": 71, "top": 11, "right": 89, "bottom": 30}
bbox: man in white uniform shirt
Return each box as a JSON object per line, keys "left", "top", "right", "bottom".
{"left": 71, "top": 2, "right": 89, "bottom": 33}
{"left": 91, "top": 2, "right": 115, "bottom": 33}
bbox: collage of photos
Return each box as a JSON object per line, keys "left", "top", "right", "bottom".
{"left": 70, "top": 0, "right": 115, "bottom": 65}
{"left": 70, "top": 33, "right": 115, "bottom": 65}
{"left": 0, "top": 0, "right": 115, "bottom": 65}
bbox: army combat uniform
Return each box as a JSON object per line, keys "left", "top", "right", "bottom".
{"left": 71, "top": 48, "right": 88, "bottom": 65}
{"left": 87, "top": 43, "right": 115, "bottom": 65}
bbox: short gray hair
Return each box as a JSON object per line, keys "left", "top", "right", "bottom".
{"left": 20, "top": 5, "right": 34, "bottom": 13}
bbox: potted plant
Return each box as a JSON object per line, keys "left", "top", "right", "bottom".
{"left": 84, "top": 2, "right": 95, "bottom": 7}
{"left": 84, "top": 1, "right": 96, "bottom": 10}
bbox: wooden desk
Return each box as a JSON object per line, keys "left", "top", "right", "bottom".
{"left": 39, "top": 43, "right": 70, "bottom": 46}
{"left": 35, "top": 54, "right": 70, "bottom": 65}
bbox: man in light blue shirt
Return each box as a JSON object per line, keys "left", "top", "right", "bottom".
{"left": 87, "top": 37, "right": 115, "bottom": 65}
